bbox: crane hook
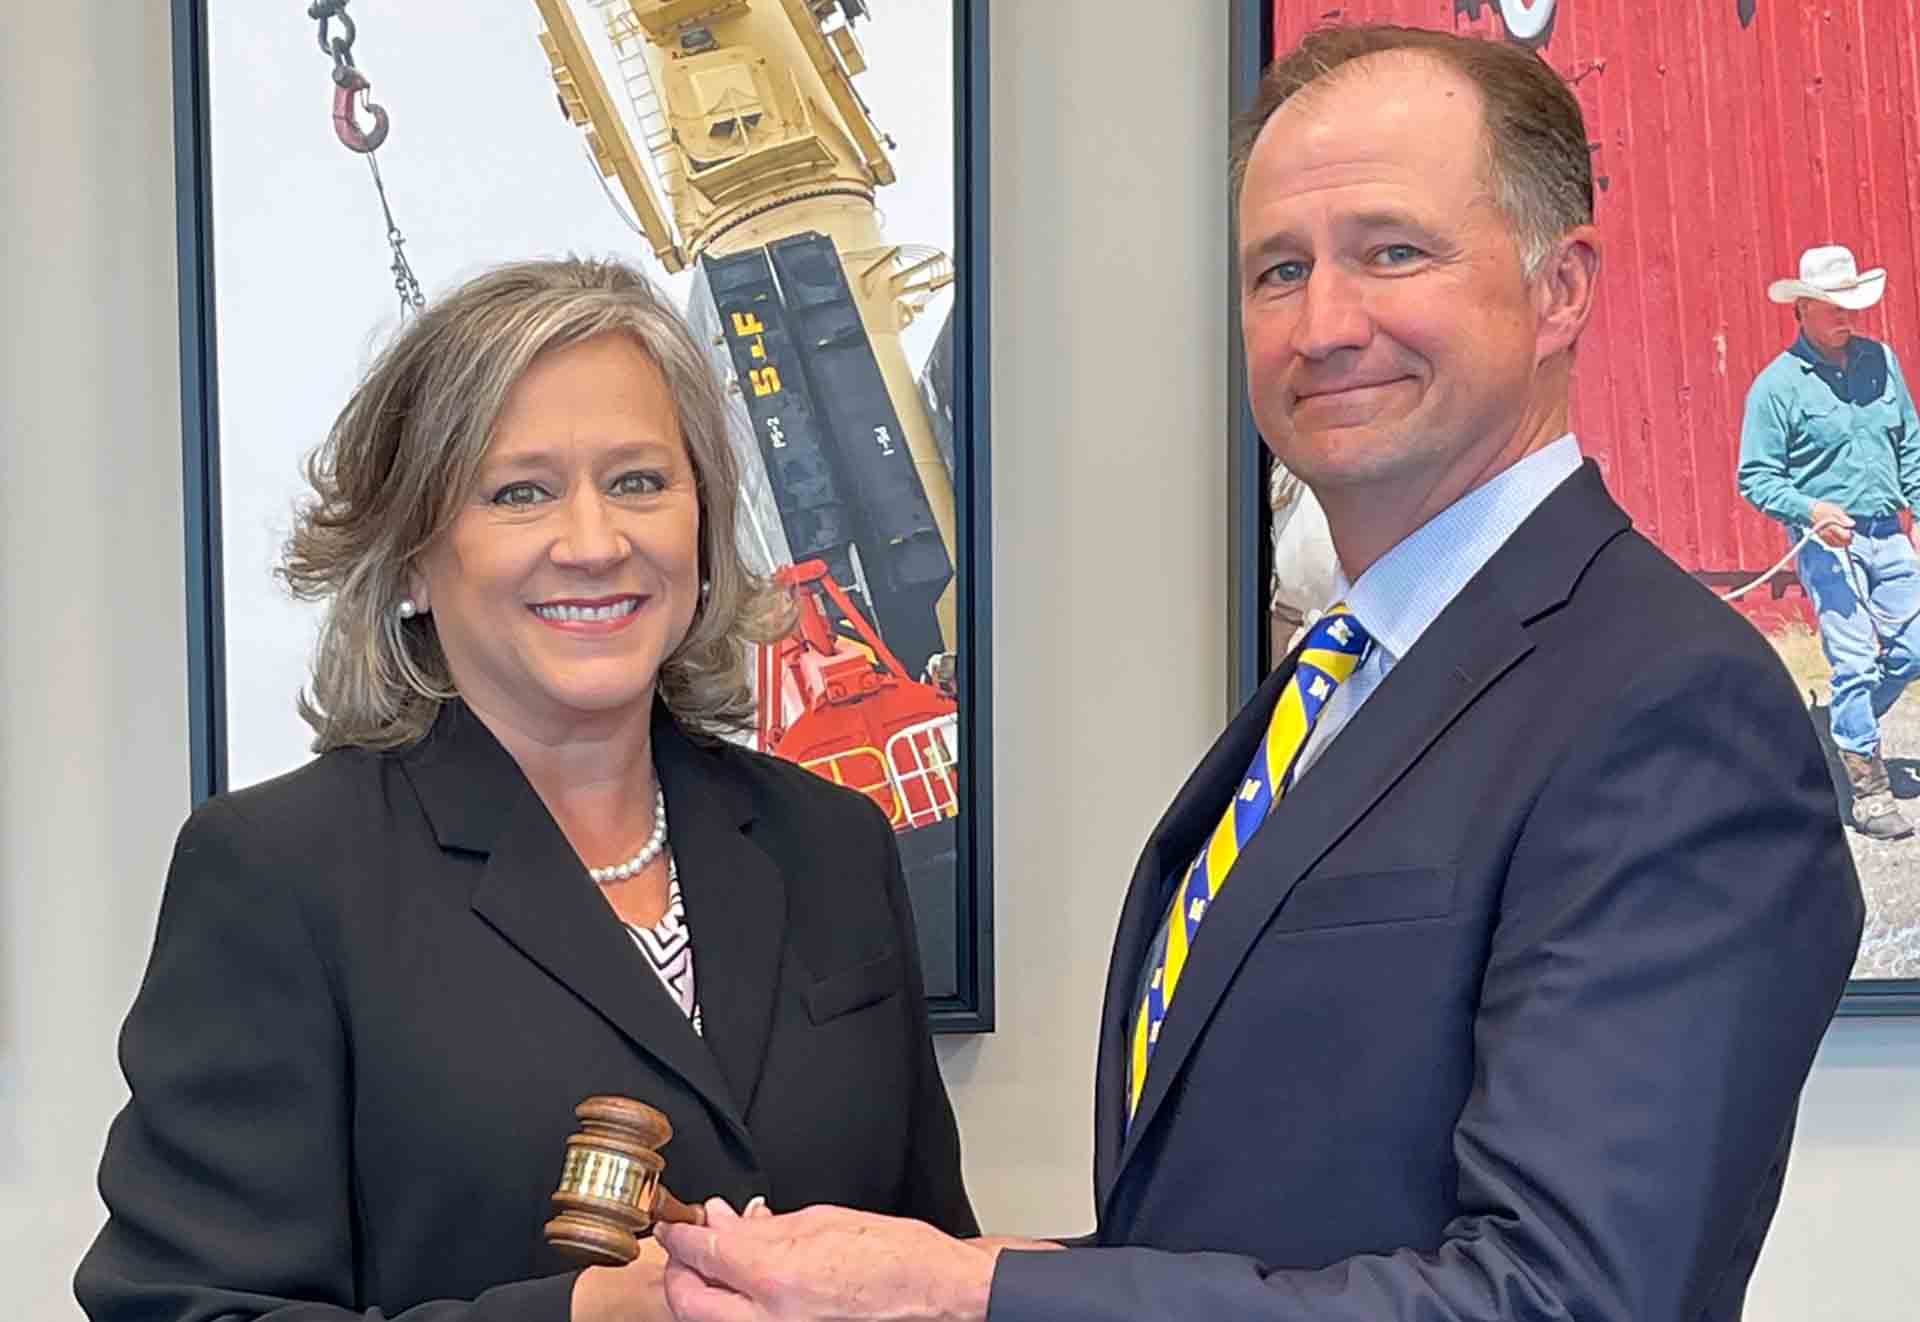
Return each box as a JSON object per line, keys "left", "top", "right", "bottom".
{"left": 331, "top": 66, "right": 390, "bottom": 154}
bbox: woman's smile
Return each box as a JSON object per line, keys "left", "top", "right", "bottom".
{"left": 529, "top": 594, "right": 647, "bottom": 634}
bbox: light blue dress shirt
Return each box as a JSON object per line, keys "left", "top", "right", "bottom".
{"left": 1290, "top": 435, "right": 1584, "bottom": 783}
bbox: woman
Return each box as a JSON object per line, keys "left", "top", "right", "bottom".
{"left": 75, "top": 258, "right": 976, "bottom": 1322}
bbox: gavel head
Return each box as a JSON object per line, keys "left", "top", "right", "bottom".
{"left": 544, "top": 1096, "right": 676, "bottom": 1266}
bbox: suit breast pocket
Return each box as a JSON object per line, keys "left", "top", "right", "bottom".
{"left": 1269, "top": 865, "right": 1457, "bottom": 935}
{"left": 804, "top": 948, "right": 902, "bottom": 1024}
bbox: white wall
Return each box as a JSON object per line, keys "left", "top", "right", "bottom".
{"left": 1, "top": 2, "right": 1913, "bottom": 1319}
{"left": 1747, "top": 1021, "right": 1920, "bottom": 1321}
{"left": 928, "top": 0, "right": 1230, "bottom": 1237}
{"left": 0, "top": 5, "right": 190, "bottom": 1319}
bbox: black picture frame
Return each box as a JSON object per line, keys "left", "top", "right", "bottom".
{"left": 1227, "top": 0, "right": 1917, "bottom": 1017}
{"left": 169, "top": 0, "right": 994, "bottom": 1032}
{"left": 1225, "top": 0, "right": 1274, "bottom": 710}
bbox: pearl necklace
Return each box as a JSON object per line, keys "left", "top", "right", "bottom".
{"left": 588, "top": 787, "right": 668, "bottom": 885}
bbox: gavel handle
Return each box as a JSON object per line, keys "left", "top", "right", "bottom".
{"left": 653, "top": 1187, "right": 707, "bottom": 1228}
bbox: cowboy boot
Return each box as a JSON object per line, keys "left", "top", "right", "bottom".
{"left": 1840, "top": 750, "right": 1914, "bottom": 840}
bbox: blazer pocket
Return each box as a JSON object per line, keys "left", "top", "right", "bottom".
{"left": 804, "top": 949, "right": 902, "bottom": 1024}
{"left": 1271, "top": 865, "right": 1457, "bottom": 935}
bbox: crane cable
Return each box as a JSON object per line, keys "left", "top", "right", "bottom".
{"left": 309, "top": 0, "right": 426, "bottom": 316}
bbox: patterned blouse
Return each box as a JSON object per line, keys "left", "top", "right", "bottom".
{"left": 622, "top": 855, "right": 701, "bottom": 1036}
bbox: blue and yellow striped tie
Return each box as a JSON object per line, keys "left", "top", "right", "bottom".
{"left": 1127, "top": 604, "right": 1372, "bottom": 1121}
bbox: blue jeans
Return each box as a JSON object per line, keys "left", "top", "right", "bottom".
{"left": 1796, "top": 515, "right": 1920, "bottom": 755}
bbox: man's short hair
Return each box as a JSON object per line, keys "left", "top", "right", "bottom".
{"left": 1230, "top": 24, "right": 1594, "bottom": 278}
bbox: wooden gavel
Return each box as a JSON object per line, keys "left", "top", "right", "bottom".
{"left": 544, "top": 1096, "right": 707, "bottom": 1266}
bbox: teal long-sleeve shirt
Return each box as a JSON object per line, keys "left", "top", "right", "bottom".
{"left": 1737, "top": 333, "right": 1920, "bottom": 527}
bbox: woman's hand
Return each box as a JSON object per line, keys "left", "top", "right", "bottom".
{"left": 570, "top": 1236, "right": 670, "bottom": 1322}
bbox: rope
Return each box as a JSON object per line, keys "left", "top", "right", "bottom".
{"left": 1717, "top": 523, "right": 1832, "bottom": 603}
{"left": 1721, "top": 515, "right": 1920, "bottom": 646}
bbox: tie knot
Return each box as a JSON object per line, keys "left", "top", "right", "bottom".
{"left": 1306, "top": 604, "right": 1370, "bottom": 657}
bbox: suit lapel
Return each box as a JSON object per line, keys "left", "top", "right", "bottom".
{"left": 1092, "top": 658, "right": 1297, "bottom": 1202}
{"left": 653, "top": 717, "right": 787, "bottom": 1122}
{"left": 402, "top": 703, "right": 760, "bottom": 1152}
{"left": 1101, "top": 462, "right": 1631, "bottom": 1213}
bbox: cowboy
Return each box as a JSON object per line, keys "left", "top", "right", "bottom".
{"left": 1739, "top": 244, "right": 1920, "bottom": 839}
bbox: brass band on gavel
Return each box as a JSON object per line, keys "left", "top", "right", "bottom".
{"left": 545, "top": 1096, "right": 707, "bottom": 1266}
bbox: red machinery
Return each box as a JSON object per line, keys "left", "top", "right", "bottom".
{"left": 758, "top": 560, "right": 959, "bottom": 832}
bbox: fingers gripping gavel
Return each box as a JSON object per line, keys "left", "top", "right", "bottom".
{"left": 544, "top": 1096, "right": 708, "bottom": 1266}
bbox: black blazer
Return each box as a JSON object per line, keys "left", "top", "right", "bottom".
{"left": 76, "top": 701, "right": 975, "bottom": 1321}
{"left": 993, "top": 464, "right": 1862, "bottom": 1322}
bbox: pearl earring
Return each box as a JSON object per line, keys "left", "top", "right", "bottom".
{"left": 397, "top": 598, "right": 419, "bottom": 620}
{"left": 699, "top": 580, "right": 712, "bottom": 600}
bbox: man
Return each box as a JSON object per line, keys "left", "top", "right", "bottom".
{"left": 1738, "top": 244, "right": 1920, "bottom": 840}
{"left": 659, "top": 26, "right": 1863, "bottom": 1322}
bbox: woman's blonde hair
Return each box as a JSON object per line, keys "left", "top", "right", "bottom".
{"left": 281, "top": 256, "right": 791, "bottom": 751}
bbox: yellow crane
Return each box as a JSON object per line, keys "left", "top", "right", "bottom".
{"left": 532, "top": 0, "right": 958, "bottom": 655}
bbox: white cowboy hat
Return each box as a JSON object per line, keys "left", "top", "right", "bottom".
{"left": 1767, "top": 245, "right": 1886, "bottom": 310}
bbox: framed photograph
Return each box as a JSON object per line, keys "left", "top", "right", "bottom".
{"left": 171, "top": 0, "right": 993, "bottom": 1029}
{"left": 1230, "top": 0, "right": 1919, "bottom": 1015}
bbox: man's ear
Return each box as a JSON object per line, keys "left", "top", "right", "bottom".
{"left": 1535, "top": 224, "right": 1601, "bottom": 362}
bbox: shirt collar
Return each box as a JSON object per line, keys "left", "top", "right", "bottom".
{"left": 1331, "top": 434, "right": 1583, "bottom": 664}
{"left": 1786, "top": 333, "right": 1886, "bottom": 405}
{"left": 1788, "top": 330, "right": 1874, "bottom": 376}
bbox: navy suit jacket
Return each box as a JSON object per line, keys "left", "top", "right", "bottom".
{"left": 993, "top": 464, "right": 1862, "bottom": 1321}
{"left": 76, "top": 702, "right": 974, "bottom": 1321}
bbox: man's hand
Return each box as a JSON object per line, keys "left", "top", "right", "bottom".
{"left": 657, "top": 1200, "right": 1009, "bottom": 1322}
{"left": 1810, "top": 500, "right": 1855, "bottom": 546}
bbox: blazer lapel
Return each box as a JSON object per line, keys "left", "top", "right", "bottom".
{"left": 1104, "top": 462, "right": 1631, "bottom": 1211}
{"left": 652, "top": 715, "right": 787, "bottom": 1122}
{"left": 1092, "top": 658, "right": 1297, "bottom": 1203}
{"left": 403, "top": 703, "right": 752, "bottom": 1151}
